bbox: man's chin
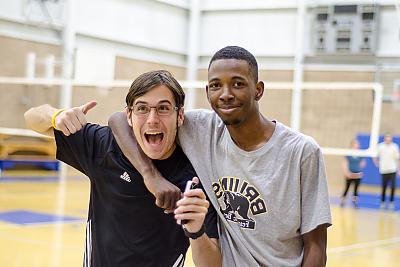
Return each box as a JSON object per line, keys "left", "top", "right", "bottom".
{"left": 221, "top": 118, "right": 241, "bottom": 126}
{"left": 214, "top": 110, "right": 241, "bottom": 126}
{"left": 142, "top": 148, "right": 164, "bottom": 160}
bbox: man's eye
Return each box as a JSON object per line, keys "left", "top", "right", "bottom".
{"left": 233, "top": 82, "right": 244, "bottom": 87}
{"left": 158, "top": 105, "right": 171, "bottom": 111}
{"left": 209, "top": 83, "right": 220, "bottom": 89}
{"left": 137, "top": 105, "right": 148, "bottom": 111}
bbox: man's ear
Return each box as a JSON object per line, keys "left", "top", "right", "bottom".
{"left": 125, "top": 107, "right": 133, "bottom": 127}
{"left": 255, "top": 81, "right": 264, "bottom": 101}
{"left": 177, "top": 107, "right": 184, "bottom": 127}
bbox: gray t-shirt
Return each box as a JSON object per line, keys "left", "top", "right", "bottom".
{"left": 178, "top": 109, "right": 332, "bottom": 267}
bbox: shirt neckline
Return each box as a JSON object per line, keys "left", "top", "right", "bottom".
{"left": 223, "top": 120, "right": 280, "bottom": 157}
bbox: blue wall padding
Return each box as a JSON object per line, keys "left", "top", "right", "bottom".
{"left": 0, "top": 159, "right": 59, "bottom": 171}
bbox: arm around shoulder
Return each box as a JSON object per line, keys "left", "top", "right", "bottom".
{"left": 108, "top": 111, "right": 155, "bottom": 177}
{"left": 108, "top": 111, "right": 181, "bottom": 211}
{"left": 24, "top": 104, "right": 58, "bottom": 137}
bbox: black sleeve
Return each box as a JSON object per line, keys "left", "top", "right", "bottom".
{"left": 196, "top": 182, "right": 218, "bottom": 239}
{"left": 54, "top": 123, "right": 111, "bottom": 178}
{"left": 204, "top": 200, "right": 219, "bottom": 239}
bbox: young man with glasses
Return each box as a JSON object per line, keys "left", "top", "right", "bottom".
{"left": 24, "top": 70, "right": 220, "bottom": 267}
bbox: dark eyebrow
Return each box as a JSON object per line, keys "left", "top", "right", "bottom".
{"left": 133, "top": 100, "right": 148, "bottom": 105}
{"left": 209, "top": 76, "right": 247, "bottom": 83}
{"left": 158, "top": 100, "right": 173, "bottom": 105}
{"left": 208, "top": 78, "right": 220, "bottom": 83}
{"left": 231, "top": 76, "right": 246, "bottom": 81}
{"left": 134, "top": 100, "right": 173, "bottom": 105}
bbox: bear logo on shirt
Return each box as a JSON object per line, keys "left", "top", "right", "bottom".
{"left": 213, "top": 176, "right": 267, "bottom": 230}
{"left": 222, "top": 191, "right": 253, "bottom": 221}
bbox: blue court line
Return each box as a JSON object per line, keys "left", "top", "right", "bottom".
{"left": 0, "top": 210, "right": 84, "bottom": 225}
{"left": 331, "top": 192, "right": 400, "bottom": 211}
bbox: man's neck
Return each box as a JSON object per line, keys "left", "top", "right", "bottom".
{"left": 226, "top": 113, "right": 275, "bottom": 152}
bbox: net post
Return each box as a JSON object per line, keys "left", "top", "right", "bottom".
{"left": 369, "top": 83, "right": 383, "bottom": 157}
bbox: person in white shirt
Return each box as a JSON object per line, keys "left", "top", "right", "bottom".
{"left": 374, "top": 133, "right": 400, "bottom": 210}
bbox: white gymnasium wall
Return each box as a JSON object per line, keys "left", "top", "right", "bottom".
{"left": 200, "top": 0, "right": 298, "bottom": 10}
{"left": 377, "top": 6, "right": 400, "bottom": 56}
{"left": 199, "top": 9, "right": 297, "bottom": 57}
{"left": 74, "top": 47, "right": 115, "bottom": 83}
{"left": 0, "top": 0, "right": 189, "bottom": 67}
{"left": 0, "top": 0, "right": 399, "bottom": 68}
{"left": 75, "top": 0, "right": 188, "bottom": 55}
{"left": 0, "top": 0, "right": 64, "bottom": 25}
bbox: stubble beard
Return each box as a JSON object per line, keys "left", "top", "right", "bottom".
{"left": 222, "top": 118, "right": 241, "bottom": 126}
{"left": 213, "top": 107, "right": 242, "bottom": 126}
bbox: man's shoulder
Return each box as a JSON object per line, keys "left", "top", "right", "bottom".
{"left": 183, "top": 109, "right": 223, "bottom": 130}
{"left": 185, "top": 109, "right": 215, "bottom": 121}
{"left": 84, "top": 124, "right": 114, "bottom": 148}
{"left": 273, "top": 122, "right": 321, "bottom": 163}
{"left": 57, "top": 123, "right": 110, "bottom": 136}
{"left": 64, "top": 123, "right": 113, "bottom": 153}
{"left": 277, "top": 122, "right": 320, "bottom": 151}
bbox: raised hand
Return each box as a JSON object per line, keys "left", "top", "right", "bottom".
{"left": 174, "top": 177, "right": 209, "bottom": 233}
{"left": 55, "top": 100, "right": 97, "bottom": 136}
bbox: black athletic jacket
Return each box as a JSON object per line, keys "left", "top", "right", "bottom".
{"left": 55, "top": 124, "right": 218, "bottom": 267}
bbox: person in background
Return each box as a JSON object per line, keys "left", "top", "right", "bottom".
{"left": 340, "top": 139, "right": 366, "bottom": 208}
{"left": 374, "top": 133, "right": 400, "bottom": 210}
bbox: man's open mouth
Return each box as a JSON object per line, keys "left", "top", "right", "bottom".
{"left": 144, "top": 131, "right": 164, "bottom": 145}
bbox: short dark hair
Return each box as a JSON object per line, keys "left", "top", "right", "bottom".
{"left": 126, "top": 70, "right": 185, "bottom": 108}
{"left": 208, "top": 46, "right": 258, "bottom": 82}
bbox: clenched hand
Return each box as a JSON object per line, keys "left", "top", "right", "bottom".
{"left": 144, "top": 174, "right": 182, "bottom": 212}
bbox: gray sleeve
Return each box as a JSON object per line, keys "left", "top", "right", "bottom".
{"left": 178, "top": 110, "right": 199, "bottom": 147}
{"left": 299, "top": 146, "right": 332, "bottom": 235}
{"left": 178, "top": 109, "right": 213, "bottom": 149}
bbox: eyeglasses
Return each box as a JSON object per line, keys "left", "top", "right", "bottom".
{"left": 129, "top": 103, "right": 179, "bottom": 116}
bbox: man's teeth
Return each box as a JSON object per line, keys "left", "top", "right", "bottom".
{"left": 146, "top": 132, "right": 162, "bottom": 135}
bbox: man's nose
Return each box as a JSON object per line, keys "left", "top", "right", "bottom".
{"left": 219, "top": 86, "right": 234, "bottom": 102}
{"left": 146, "top": 108, "right": 160, "bottom": 123}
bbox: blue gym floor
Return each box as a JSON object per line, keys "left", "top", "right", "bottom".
{"left": 330, "top": 193, "right": 400, "bottom": 211}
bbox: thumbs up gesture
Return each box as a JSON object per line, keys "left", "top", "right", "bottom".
{"left": 54, "top": 100, "right": 97, "bottom": 136}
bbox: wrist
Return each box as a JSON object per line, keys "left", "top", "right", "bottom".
{"left": 51, "top": 108, "right": 65, "bottom": 130}
{"left": 183, "top": 224, "right": 206, "bottom": 240}
{"left": 142, "top": 168, "right": 162, "bottom": 181}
